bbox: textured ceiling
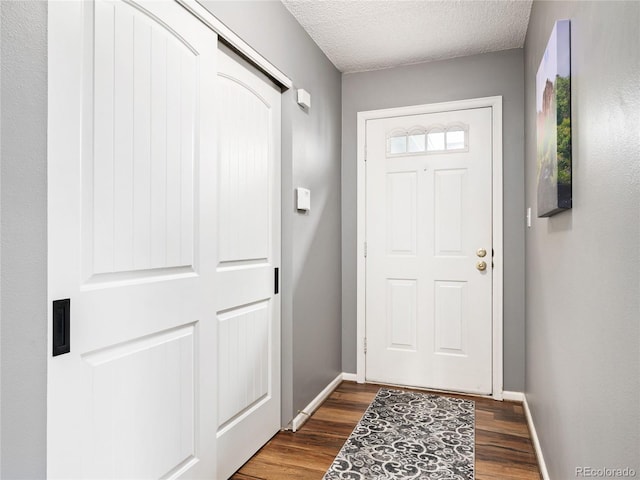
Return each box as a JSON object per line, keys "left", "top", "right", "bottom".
{"left": 281, "top": 0, "right": 532, "bottom": 73}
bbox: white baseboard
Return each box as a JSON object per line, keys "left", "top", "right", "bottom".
{"left": 522, "top": 394, "right": 551, "bottom": 480}
{"left": 502, "top": 390, "right": 525, "bottom": 402}
{"left": 342, "top": 372, "right": 357, "bottom": 382}
{"left": 500, "top": 391, "right": 550, "bottom": 479}
{"left": 291, "top": 373, "right": 344, "bottom": 432}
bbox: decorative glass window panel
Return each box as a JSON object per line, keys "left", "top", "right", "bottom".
{"left": 446, "top": 130, "right": 465, "bottom": 150}
{"left": 387, "top": 123, "right": 468, "bottom": 157}
{"left": 427, "top": 131, "right": 445, "bottom": 151}
{"left": 388, "top": 135, "right": 407, "bottom": 154}
{"left": 407, "top": 133, "right": 426, "bottom": 153}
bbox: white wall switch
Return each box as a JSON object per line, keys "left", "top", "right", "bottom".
{"left": 297, "top": 89, "right": 311, "bottom": 110}
{"left": 296, "top": 187, "right": 311, "bottom": 211}
{"left": 526, "top": 207, "right": 532, "bottom": 228}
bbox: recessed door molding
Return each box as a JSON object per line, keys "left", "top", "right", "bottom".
{"left": 356, "top": 96, "right": 504, "bottom": 400}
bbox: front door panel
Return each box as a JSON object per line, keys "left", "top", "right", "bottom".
{"left": 366, "top": 107, "right": 493, "bottom": 394}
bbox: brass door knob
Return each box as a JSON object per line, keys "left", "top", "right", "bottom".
{"left": 476, "top": 261, "right": 487, "bottom": 271}
{"left": 476, "top": 248, "right": 487, "bottom": 258}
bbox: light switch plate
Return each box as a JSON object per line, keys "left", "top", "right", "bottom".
{"left": 296, "top": 187, "right": 311, "bottom": 211}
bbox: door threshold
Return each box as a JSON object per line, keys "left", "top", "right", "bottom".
{"left": 362, "top": 379, "right": 495, "bottom": 401}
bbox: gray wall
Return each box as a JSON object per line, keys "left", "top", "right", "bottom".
{"left": 341, "top": 49, "right": 526, "bottom": 391}
{"left": 200, "top": 1, "right": 343, "bottom": 422}
{"left": 524, "top": 1, "right": 640, "bottom": 477}
{"left": 0, "top": 1, "right": 48, "bottom": 478}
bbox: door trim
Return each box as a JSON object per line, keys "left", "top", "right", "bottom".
{"left": 356, "top": 96, "right": 504, "bottom": 400}
{"left": 176, "top": 0, "right": 292, "bottom": 90}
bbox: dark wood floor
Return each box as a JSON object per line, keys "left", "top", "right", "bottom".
{"left": 231, "top": 381, "right": 541, "bottom": 480}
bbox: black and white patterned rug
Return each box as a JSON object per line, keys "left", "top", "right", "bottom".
{"left": 323, "top": 388, "right": 474, "bottom": 480}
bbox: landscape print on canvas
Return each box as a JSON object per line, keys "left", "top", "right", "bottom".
{"left": 536, "top": 19, "right": 572, "bottom": 217}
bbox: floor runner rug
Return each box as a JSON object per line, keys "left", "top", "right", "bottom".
{"left": 323, "top": 388, "right": 474, "bottom": 480}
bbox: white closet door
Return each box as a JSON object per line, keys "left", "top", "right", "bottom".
{"left": 215, "top": 45, "right": 282, "bottom": 480}
{"left": 48, "top": 1, "right": 218, "bottom": 477}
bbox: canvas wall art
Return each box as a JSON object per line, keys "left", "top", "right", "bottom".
{"left": 536, "top": 19, "right": 572, "bottom": 217}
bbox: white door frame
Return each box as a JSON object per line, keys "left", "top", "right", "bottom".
{"left": 356, "top": 96, "right": 504, "bottom": 400}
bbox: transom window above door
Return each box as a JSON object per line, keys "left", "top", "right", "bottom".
{"left": 386, "top": 123, "right": 469, "bottom": 156}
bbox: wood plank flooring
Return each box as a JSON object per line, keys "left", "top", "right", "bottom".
{"left": 231, "top": 381, "right": 541, "bottom": 480}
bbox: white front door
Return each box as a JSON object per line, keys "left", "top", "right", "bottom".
{"left": 48, "top": 1, "right": 218, "bottom": 477}
{"left": 215, "top": 47, "right": 282, "bottom": 480}
{"left": 365, "top": 107, "right": 493, "bottom": 395}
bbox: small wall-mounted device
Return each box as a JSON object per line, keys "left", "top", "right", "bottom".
{"left": 297, "top": 89, "right": 311, "bottom": 110}
{"left": 296, "top": 187, "right": 311, "bottom": 212}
